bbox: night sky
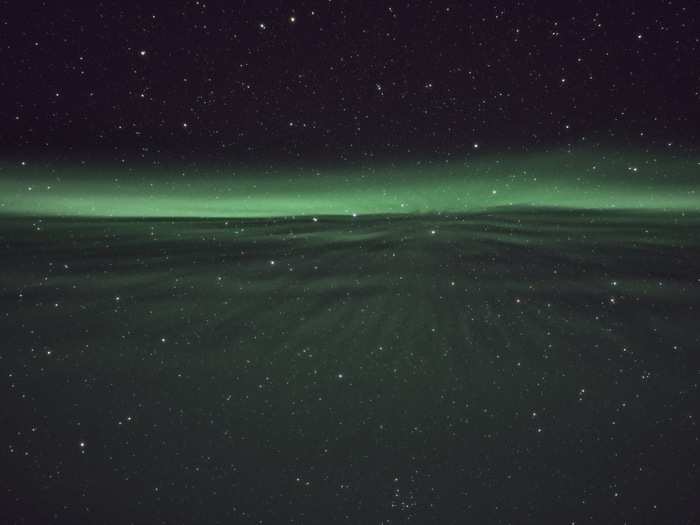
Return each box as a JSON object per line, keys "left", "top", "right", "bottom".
{"left": 2, "top": 2, "right": 700, "bottom": 525}
{"left": 2, "top": 1, "right": 699, "bottom": 163}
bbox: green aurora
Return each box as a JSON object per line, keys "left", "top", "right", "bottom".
{"left": 3, "top": 209, "right": 700, "bottom": 522}
{"left": 2, "top": 149, "right": 700, "bottom": 522}
{"left": 2, "top": 150, "right": 698, "bottom": 218}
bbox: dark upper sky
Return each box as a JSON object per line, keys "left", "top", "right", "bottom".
{"left": 1, "top": 1, "right": 698, "bottom": 163}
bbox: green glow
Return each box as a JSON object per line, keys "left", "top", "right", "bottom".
{"left": 1, "top": 150, "right": 698, "bottom": 218}
{"left": 2, "top": 184, "right": 699, "bottom": 523}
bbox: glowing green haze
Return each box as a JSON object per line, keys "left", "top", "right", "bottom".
{"left": 1, "top": 150, "right": 698, "bottom": 218}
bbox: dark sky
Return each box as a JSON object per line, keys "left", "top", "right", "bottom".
{"left": 1, "top": 1, "right": 698, "bottom": 163}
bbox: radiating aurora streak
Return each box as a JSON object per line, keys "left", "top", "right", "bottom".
{"left": 2, "top": 185, "right": 699, "bottom": 523}
{"left": 1, "top": 150, "right": 698, "bottom": 217}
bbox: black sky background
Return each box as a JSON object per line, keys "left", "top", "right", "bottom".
{"left": 1, "top": 1, "right": 698, "bottom": 164}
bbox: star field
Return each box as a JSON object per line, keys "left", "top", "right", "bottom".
{"left": 1, "top": 1, "right": 699, "bottom": 524}
{"left": 2, "top": 213, "right": 700, "bottom": 523}
{"left": 0, "top": 1, "right": 698, "bottom": 163}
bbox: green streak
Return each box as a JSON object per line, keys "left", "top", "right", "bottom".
{"left": 1, "top": 150, "right": 698, "bottom": 217}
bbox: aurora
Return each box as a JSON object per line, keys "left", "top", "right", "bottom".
{"left": 2, "top": 150, "right": 698, "bottom": 219}
{"left": 3, "top": 0, "right": 699, "bottom": 520}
